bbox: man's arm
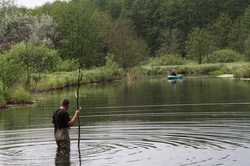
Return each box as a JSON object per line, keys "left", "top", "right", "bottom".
{"left": 68, "top": 109, "right": 80, "bottom": 127}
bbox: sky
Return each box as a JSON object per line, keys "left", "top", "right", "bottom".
{"left": 16, "top": 0, "right": 56, "bottom": 8}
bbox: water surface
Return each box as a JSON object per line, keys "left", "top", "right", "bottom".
{"left": 1, "top": 78, "right": 250, "bottom": 166}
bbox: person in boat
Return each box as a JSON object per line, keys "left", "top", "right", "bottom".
{"left": 170, "top": 69, "right": 177, "bottom": 76}
{"left": 52, "top": 99, "right": 80, "bottom": 165}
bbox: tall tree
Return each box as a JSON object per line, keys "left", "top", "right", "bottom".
{"left": 59, "top": 0, "right": 103, "bottom": 68}
{"left": 186, "top": 28, "right": 215, "bottom": 64}
{"left": 210, "top": 14, "right": 233, "bottom": 48}
{"left": 105, "top": 20, "right": 148, "bottom": 68}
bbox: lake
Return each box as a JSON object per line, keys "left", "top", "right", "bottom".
{"left": 1, "top": 77, "right": 250, "bottom": 166}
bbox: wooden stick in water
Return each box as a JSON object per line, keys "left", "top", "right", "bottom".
{"left": 76, "top": 67, "right": 82, "bottom": 165}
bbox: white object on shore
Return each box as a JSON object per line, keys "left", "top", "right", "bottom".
{"left": 216, "top": 74, "right": 234, "bottom": 78}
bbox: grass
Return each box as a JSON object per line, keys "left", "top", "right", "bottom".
{"left": 0, "top": 82, "right": 6, "bottom": 107}
{"left": 141, "top": 62, "right": 250, "bottom": 77}
{"left": 6, "top": 86, "right": 32, "bottom": 104}
{"left": 142, "top": 52, "right": 250, "bottom": 77}
{"left": 146, "top": 54, "right": 187, "bottom": 66}
{"left": 0, "top": 95, "right": 6, "bottom": 108}
{"left": 32, "top": 65, "right": 124, "bottom": 92}
{"left": 205, "top": 49, "right": 245, "bottom": 63}
{"left": 233, "top": 64, "right": 250, "bottom": 78}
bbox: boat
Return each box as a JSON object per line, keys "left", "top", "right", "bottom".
{"left": 168, "top": 75, "right": 183, "bottom": 80}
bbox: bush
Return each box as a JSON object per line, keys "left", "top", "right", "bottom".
{"left": 142, "top": 63, "right": 223, "bottom": 76}
{"left": 7, "top": 42, "right": 61, "bottom": 73}
{"left": 57, "top": 59, "right": 79, "bottom": 72}
{"left": 7, "top": 86, "right": 32, "bottom": 103}
{"left": 5, "top": 42, "right": 62, "bottom": 85}
{"left": 176, "top": 64, "right": 223, "bottom": 75}
{"left": 33, "top": 66, "right": 124, "bottom": 91}
{"left": 210, "top": 63, "right": 246, "bottom": 75}
{"left": 0, "top": 82, "right": 6, "bottom": 106}
{"left": 186, "top": 28, "right": 215, "bottom": 64}
{"left": 233, "top": 64, "right": 250, "bottom": 78}
{"left": 0, "top": 54, "right": 25, "bottom": 88}
{"left": 147, "top": 54, "right": 186, "bottom": 66}
{"left": 206, "top": 49, "right": 244, "bottom": 63}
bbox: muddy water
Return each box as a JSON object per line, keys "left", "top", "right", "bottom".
{"left": 1, "top": 78, "right": 250, "bottom": 166}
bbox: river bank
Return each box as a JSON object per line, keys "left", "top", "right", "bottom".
{"left": 31, "top": 66, "right": 124, "bottom": 92}
{"left": 2, "top": 62, "right": 250, "bottom": 109}
{"left": 141, "top": 62, "right": 250, "bottom": 77}
{"left": 0, "top": 65, "right": 124, "bottom": 109}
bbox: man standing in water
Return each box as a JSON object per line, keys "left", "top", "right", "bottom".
{"left": 52, "top": 99, "right": 80, "bottom": 165}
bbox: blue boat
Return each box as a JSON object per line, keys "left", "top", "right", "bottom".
{"left": 168, "top": 75, "right": 183, "bottom": 80}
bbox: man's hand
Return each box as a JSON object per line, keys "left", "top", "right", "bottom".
{"left": 76, "top": 107, "right": 81, "bottom": 116}
{"left": 69, "top": 107, "right": 81, "bottom": 127}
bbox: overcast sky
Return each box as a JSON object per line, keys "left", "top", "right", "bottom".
{"left": 16, "top": 0, "right": 56, "bottom": 8}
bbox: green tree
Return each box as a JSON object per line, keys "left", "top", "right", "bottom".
{"left": 240, "top": 6, "right": 250, "bottom": 57}
{"left": 105, "top": 20, "right": 148, "bottom": 68}
{"left": 6, "top": 42, "right": 61, "bottom": 84}
{"left": 129, "top": 0, "right": 163, "bottom": 55}
{"left": 0, "top": 13, "right": 57, "bottom": 51}
{"left": 58, "top": 0, "right": 104, "bottom": 68}
{"left": 157, "top": 28, "right": 181, "bottom": 55}
{"left": 186, "top": 28, "right": 215, "bottom": 64}
{"left": 94, "top": 0, "right": 124, "bottom": 19}
{"left": 210, "top": 14, "right": 233, "bottom": 48}
{"left": 0, "top": 54, "right": 24, "bottom": 89}
{"left": 228, "top": 18, "right": 246, "bottom": 53}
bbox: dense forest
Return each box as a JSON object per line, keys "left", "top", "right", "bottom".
{"left": 1, "top": 0, "right": 250, "bottom": 105}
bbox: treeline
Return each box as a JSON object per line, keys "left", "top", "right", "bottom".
{"left": 2, "top": 0, "right": 250, "bottom": 67}
{"left": 93, "top": 0, "right": 250, "bottom": 64}
{"left": 2, "top": 0, "right": 250, "bottom": 105}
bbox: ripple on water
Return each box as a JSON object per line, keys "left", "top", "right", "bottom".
{"left": 0, "top": 120, "right": 250, "bottom": 165}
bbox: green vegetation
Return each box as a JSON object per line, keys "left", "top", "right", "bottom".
{"left": 206, "top": 49, "right": 245, "bottom": 63}
{"left": 6, "top": 43, "right": 61, "bottom": 83}
{"left": 32, "top": 64, "right": 123, "bottom": 92}
{"left": 142, "top": 63, "right": 223, "bottom": 76}
{"left": 146, "top": 54, "right": 187, "bottom": 66}
{"left": 142, "top": 60, "right": 250, "bottom": 77}
{"left": 186, "top": 28, "right": 215, "bottom": 64}
{"left": 0, "top": 81, "right": 6, "bottom": 107}
{"left": 233, "top": 64, "right": 250, "bottom": 78}
{"left": 6, "top": 86, "right": 32, "bottom": 104}
{"left": 2, "top": 0, "right": 250, "bottom": 107}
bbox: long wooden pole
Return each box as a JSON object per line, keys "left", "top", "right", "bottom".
{"left": 76, "top": 67, "right": 82, "bottom": 165}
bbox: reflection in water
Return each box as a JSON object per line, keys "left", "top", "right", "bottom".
{"left": 55, "top": 141, "right": 70, "bottom": 166}
{"left": 1, "top": 78, "right": 250, "bottom": 165}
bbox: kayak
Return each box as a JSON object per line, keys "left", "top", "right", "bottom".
{"left": 168, "top": 75, "right": 183, "bottom": 80}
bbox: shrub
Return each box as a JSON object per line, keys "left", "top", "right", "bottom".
{"left": 6, "top": 42, "right": 62, "bottom": 84}
{"left": 147, "top": 54, "right": 186, "bottom": 66}
{"left": 142, "top": 64, "right": 223, "bottom": 76}
{"left": 33, "top": 66, "right": 124, "bottom": 91}
{"left": 0, "top": 81, "right": 6, "bottom": 106}
{"left": 57, "top": 59, "right": 79, "bottom": 72}
{"left": 8, "top": 86, "right": 32, "bottom": 103}
{"left": 233, "top": 64, "right": 250, "bottom": 78}
{"left": 186, "top": 28, "right": 215, "bottom": 64}
{"left": 176, "top": 64, "right": 223, "bottom": 75}
{"left": 206, "top": 49, "right": 244, "bottom": 63}
{"left": 0, "top": 54, "right": 25, "bottom": 88}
